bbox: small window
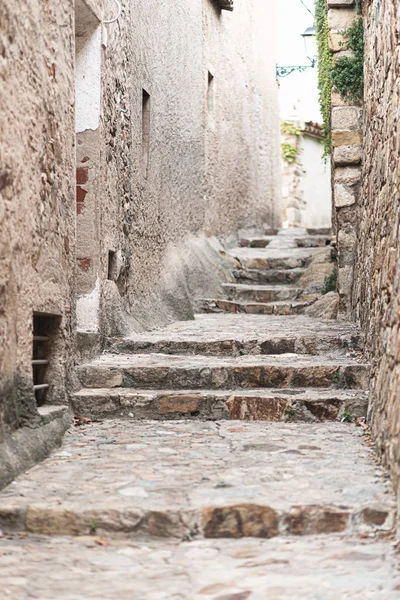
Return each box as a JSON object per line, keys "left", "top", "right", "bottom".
{"left": 32, "top": 313, "right": 61, "bottom": 406}
{"left": 108, "top": 250, "right": 118, "bottom": 281}
{"left": 207, "top": 71, "right": 215, "bottom": 113}
{"left": 142, "top": 89, "right": 150, "bottom": 178}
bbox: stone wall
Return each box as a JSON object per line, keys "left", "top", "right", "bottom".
{"left": 352, "top": 0, "right": 400, "bottom": 504}
{"left": 0, "top": 0, "right": 280, "bottom": 474}
{"left": 0, "top": 0, "right": 76, "bottom": 441}
{"left": 328, "top": 0, "right": 362, "bottom": 315}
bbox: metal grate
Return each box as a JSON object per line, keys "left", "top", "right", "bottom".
{"left": 32, "top": 314, "right": 58, "bottom": 405}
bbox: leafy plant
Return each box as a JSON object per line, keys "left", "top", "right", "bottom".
{"left": 281, "top": 121, "right": 303, "bottom": 137}
{"left": 282, "top": 142, "right": 298, "bottom": 164}
{"left": 332, "top": 19, "right": 364, "bottom": 103}
{"left": 89, "top": 519, "right": 98, "bottom": 534}
{"left": 356, "top": 0, "right": 363, "bottom": 15}
{"left": 341, "top": 410, "right": 353, "bottom": 423}
{"left": 321, "top": 271, "right": 337, "bottom": 295}
{"left": 315, "top": 0, "right": 333, "bottom": 157}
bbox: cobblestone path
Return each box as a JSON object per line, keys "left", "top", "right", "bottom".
{"left": 1, "top": 229, "right": 399, "bottom": 598}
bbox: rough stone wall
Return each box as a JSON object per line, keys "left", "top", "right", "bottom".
{"left": 328, "top": 0, "right": 362, "bottom": 315}
{"left": 0, "top": 0, "right": 280, "bottom": 448}
{"left": 0, "top": 0, "right": 76, "bottom": 440}
{"left": 352, "top": 0, "right": 400, "bottom": 503}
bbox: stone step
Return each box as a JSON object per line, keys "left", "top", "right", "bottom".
{"left": 221, "top": 283, "right": 303, "bottom": 302}
{"left": 0, "top": 421, "right": 393, "bottom": 541}
{"left": 198, "top": 298, "right": 314, "bottom": 316}
{"left": 230, "top": 247, "right": 321, "bottom": 270}
{"left": 109, "top": 314, "right": 362, "bottom": 356}
{"left": 77, "top": 353, "right": 369, "bottom": 391}
{"left": 233, "top": 267, "right": 305, "bottom": 284}
{"left": 71, "top": 387, "right": 368, "bottom": 422}
{"left": 239, "top": 235, "right": 330, "bottom": 249}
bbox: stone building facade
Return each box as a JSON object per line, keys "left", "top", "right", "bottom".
{"left": 351, "top": 0, "right": 400, "bottom": 507}
{"left": 0, "top": 0, "right": 281, "bottom": 484}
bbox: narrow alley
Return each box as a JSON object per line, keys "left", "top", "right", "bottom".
{"left": 2, "top": 0, "right": 400, "bottom": 597}
{"left": 1, "top": 230, "right": 399, "bottom": 598}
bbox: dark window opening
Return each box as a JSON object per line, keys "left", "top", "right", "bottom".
{"left": 207, "top": 71, "right": 215, "bottom": 113}
{"left": 108, "top": 250, "right": 118, "bottom": 281}
{"left": 142, "top": 89, "right": 150, "bottom": 178}
{"left": 32, "top": 313, "right": 60, "bottom": 406}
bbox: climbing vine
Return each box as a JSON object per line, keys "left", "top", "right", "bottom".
{"left": 315, "top": 0, "right": 332, "bottom": 157}
{"left": 281, "top": 142, "right": 298, "bottom": 164}
{"left": 331, "top": 18, "right": 364, "bottom": 103}
{"left": 356, "top": 0, "right": 363, "bottom": 15}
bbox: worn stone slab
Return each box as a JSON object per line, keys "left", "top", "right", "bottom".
{"left": 233, "top": 267, "right": 305, "bottom": 284}
{"left": 1, "top": 534, "right": 399, "bottom": 600}
{"left": 77, "top": 352, "right": 369, "bottom": 391}
{"left": 0, "top": 421, "right": 394, "bottom": 540}
{"left": 229, "top": 247, "right": 321, "bottom": 270}
{"left": 71, "top": 387, "right": 368, "bottom": 422}
{"left": 198, "top": 298, "right": 314, "bottom": 316}
{"left": 221, "top": 283, "right": 303, "bottom": 302}
{"left": 239, "top": 235, "right": 330, "bottom": 249}
{"left": 109, "top": 314, "right": 362, "bottom": 356}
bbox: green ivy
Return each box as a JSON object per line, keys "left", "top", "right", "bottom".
{"left": 281, "top": 121, "right": 303, "bottom": 137}
{"left": 356, "top": 0, "right": 363, "bottom": 15}
{"left": 315, "top": 0, "right": 333, "bottom": 157}
{"left": 331, "top": 18, "right": 364, "bottom": 103}
{"left": 321, "top": 270, "right": 337, "bottom": 295}
{"left": 282, "top": 142, "right": 298, "bottom": 164}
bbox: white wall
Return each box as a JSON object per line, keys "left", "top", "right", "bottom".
{"left": 300, "top": 135, "right": 331, "bottom": 229}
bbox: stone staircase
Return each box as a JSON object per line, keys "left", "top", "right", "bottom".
{"left": 198, "top": 228, "right": 333, "bottom": 315}
{"left": 0, "top": 228, "right": 398, "bottom": 598}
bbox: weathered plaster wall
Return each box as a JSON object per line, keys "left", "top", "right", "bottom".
{"left": 352, "top": 0, "right": 400, "bottom": 504}
{"left": 87, "top": 0, "right": 282, "bottom": 341}
{"left": 203, "top": 0, "right": 281, "bottom": 235}
{"left": 0, "top": 0, "right": 76, "bottom": 441}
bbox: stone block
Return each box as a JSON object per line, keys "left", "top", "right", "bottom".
{"left": 338, "top": 265, "right": 354, "bottom": 296}
{"left": 159, "top": 394, "right": 201, "bottom": 414}
{"left": 334, "top": 167, "right": 361, "bottom": 183}
{"left": 202, "top": 504, "right": 279, "bottom": 539}
{"left": 328, "top": 0, "right": 355, "bottom": 6}
{"left": 332, "top": 107, "right": 362, "bottom": 131}
{"left": 328, "top": 8, "right": 358, "bottom": 30}
{"left": 331, "top": 91, "right": 349, "bottom": 107}
{"left": 334, "top": 183, "right": 357, "bottom": 207}
{"left": 333, "top": 145, "right": 362, "bottom": 165}
{"left": 329, "top": 32, "right": 348, "bottom": 52}
{"left": 338, "top": 228, "right": 357, "bottom": 266}
{"left": 332, "top": 130, "right": 362, "bottom": 147}
{"left": 305, "top": 293, "right": 339, "bottom": 320}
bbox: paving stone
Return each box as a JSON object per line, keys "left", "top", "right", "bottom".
{"left": 1, "top": 534, "right": 399, "bottom": 600}
{"left": 0, "top": 421, "right": 395, "bottom": 540}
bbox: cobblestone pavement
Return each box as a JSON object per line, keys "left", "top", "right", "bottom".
{"left": 1, "top": 229, "right": 399, "bottom": 598}
{"left": 0, "top": 421, "right": 395, "bottom": 539}
{"left": 1, "top": 533, "right": 400, "bottom": 600}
